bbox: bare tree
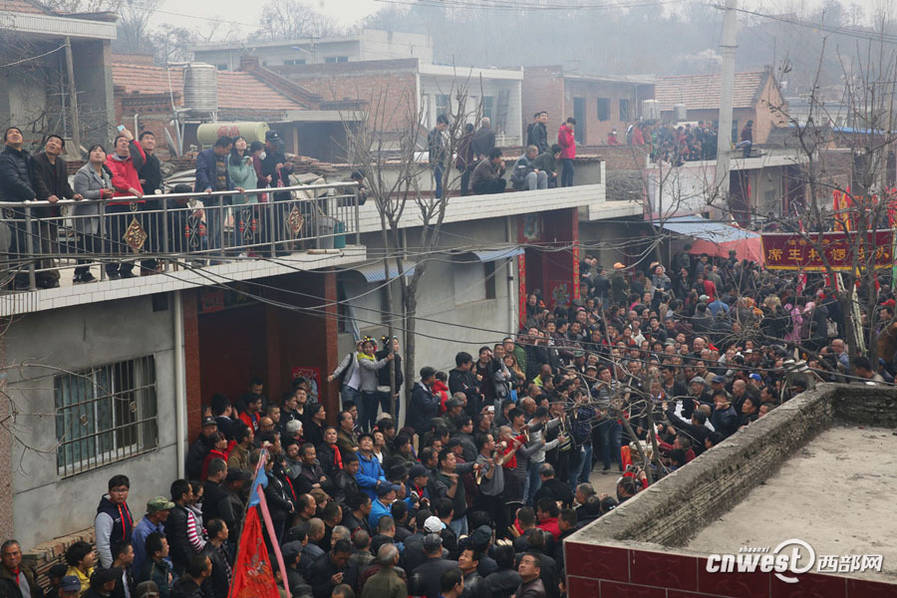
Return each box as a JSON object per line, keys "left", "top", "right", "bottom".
{"left": 342, "top": 74, "right": 482, "bottom": 412}
{"left": 255, "top": 0, "right": 342, "bottom": 42}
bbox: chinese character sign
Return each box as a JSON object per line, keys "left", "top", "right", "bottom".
{"left": 762, "top": 231, "right": 894, "bottom": 271}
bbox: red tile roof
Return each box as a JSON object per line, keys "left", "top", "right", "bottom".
{"left": 654, "top": 71, "right": 770, "bottom": 111}
{"left": 0, "top": 0, "right": 50, "bottom": 14}
{"left": 110, "top": 63, "right": 303, "bottom": 111}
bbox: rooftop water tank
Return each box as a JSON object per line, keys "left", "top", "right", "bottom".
{"left": 183, "top": 63, "right": 218, "bottom": 113}
{"left": 641, "top": 99, "right": 660, "bottom": 121}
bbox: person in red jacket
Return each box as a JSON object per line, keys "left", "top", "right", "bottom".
{"left": 105, "top": 130, "right": 145, "bottom": 279}
{"left": 557, "top": 117, "right": 576, "bottom": 187}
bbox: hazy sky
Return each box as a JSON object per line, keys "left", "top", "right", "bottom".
{"left": 150, "top": 0, "right": 885, "bottom": 42}
{"left": 153, "top": 0, "right": 381, "bottom": 39}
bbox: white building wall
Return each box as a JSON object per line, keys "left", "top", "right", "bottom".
{"left": 419, "top": 74, "right": 523, "bottom": 145}
{"left": 6, "top": 295, "right": 180, "bottom": 549}
{"left": 338, "top": 219, "right": 516, "bottom": 379}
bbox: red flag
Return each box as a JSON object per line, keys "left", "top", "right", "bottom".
{"left": 229, "top": 508, "right": 279, "bottom": 598}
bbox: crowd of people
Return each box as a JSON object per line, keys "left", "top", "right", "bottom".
{"left": 1, "top": 241, "right": 891, "bottom": 598}
{"left": 0, "top": 125, "right": 298, "bottom": 290}
{"left": 624, "top": 120, "right": 720, "bottom": 165}
{"left": 428, "top": 111, "right": 579, "bottom": 199}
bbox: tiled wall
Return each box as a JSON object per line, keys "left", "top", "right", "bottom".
{"left": 565, "top": 541, "right": 897, "bottom": 598}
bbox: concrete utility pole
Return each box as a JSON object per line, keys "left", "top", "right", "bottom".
{"left": 64, "top": 37, "right": 82, "bottom": 156}
{"left": 714, "top": 0, "right": 738, "bottom": 205}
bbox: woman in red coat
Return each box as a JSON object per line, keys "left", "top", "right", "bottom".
{"left": 557, "top": 117, "right": 576, "bottom": 187}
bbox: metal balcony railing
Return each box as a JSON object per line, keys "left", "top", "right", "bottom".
{"left": 0, "top": 181, "right": 361, "bottom": 291}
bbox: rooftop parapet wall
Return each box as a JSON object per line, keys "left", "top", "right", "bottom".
{"left": 569, "top": 383, "right": 895, "bottom": 549}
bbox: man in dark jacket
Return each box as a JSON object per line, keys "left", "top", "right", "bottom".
{"left": 194, "top": 136, "right": 232, "bottom": 254}
{"left": 259, "top": 130, "right": 293, "bottom": 253}
{"left": 171, "top": 555, "right": 211, "bottom": 598}
{"left": 428, "top": 115, "right": 449, "bottom": 199}
{"left": 375, "top": 336, "right": 404, "bottom": 420}
{"left": 165, "top": 479, "right": 195, "bottom": 575}
{"left": 526, "top": 112, "right": 549, "bottom": 154}
{"left": 449, "top": 352, "right": 481, "bottom": 418}
{"left": 201, "top": 519, "right": 231, "bottom": 598}
{"left": 409, "top": 534, "right": 457, "bottom": 598}
{"left": 470, "top": 149, "right": 506, "bottom": 195}
{"left": 408, "top": 368, "right": 439, "bottom": 436}
{"left": 186, "top": 416, "right": 218, "bottom": 479}
{"left": 32, "top": 134, "right": 80, "bottom": 287}
{"left": 131, "top": 131, "right": 162, "bottom": 273}
{"left": 456, "top": 123, "right": 475, "bottom": 196}
{"left": 0, "top": 126, "right": 52, "bottom": 289}
{"left": 308, "top": 539, "right": 352, "bottom": 598}
{"left": 0, "top": 539, "right": 43, "bottom": 598}
{"left": 471, "top": 117, "right": 496, "bottom": 160}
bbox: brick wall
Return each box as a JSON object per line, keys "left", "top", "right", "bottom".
{"left": 522, "top": 66, "right": 565, "bottom": 142}
{"left": 278, "top": 61, "right": 419, "bottom": 134}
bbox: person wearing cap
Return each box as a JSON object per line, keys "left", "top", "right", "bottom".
{"left": 131, "top": 496, "right": 174, "bottom": 574}
{"left": 45, "top": 562, "right": 70, "bottom": 598}
{"left": 186, "top": 417, "right": 218, "bottom": 480}
{"left": 96, "top": 474, "right": 134, "bottom": 569}
{"left": 0, "top": 539, "right": 42, "bottom": 598}
{"left": 688, "top": 376, "right": 711, "bottom": 406}
{"left": 58, "top": 574, "right": 82, "bottom": 598}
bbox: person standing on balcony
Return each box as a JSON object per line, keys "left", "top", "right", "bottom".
{"left": 471, "top": 117, "right": 496, "bottom": 161}
{"left": 194, "top": 136, "right": 233, "bottom": 257}
{"left": 428, "top": 114, "right": 449, "bottom": 199}
{"left": 260, "top": 131, "right": 293, "bottom": 255}
{"left": 0, "top": 126, "right": 52, "bottom": 290}
{"left": 73, "top": 144, "right": 114, "bottom": 284}
{"left": 130, "top": 130, "right": 162, "bottom": 274}
{"left": 456, "top": 123, "right": 475, "bottom": 196}
{"left": 32, "top": 134, "right": 80, "bottom": 288}
{"left": 105, "top": 132, "right": 145, "bottom": 279}
{"left": 227, "top": 136, "right": 258, "bottom": 254}
{"left": 527, "top": 112, "right": 549, "bottom": 154}
{"left": 557, "top": 118, "right": 576, "bottom": 187}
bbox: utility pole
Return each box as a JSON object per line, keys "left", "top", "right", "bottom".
{"left": 64, "top": 37, "right": 82, "bottom": 157}
{"left": 714, "top": 0, "right": 738, "bottom": 209}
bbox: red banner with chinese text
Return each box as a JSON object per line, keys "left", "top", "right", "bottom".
{"left": 761, "top": 230, "right": 894, "bottom": 271}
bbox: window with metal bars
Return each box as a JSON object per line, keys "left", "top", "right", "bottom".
{"left": 54, "top": 356, "right": 158, "bottom": 477}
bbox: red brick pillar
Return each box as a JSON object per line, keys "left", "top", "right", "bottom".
{"left": 182, "top": 290, "right": 203, "bottom": 442}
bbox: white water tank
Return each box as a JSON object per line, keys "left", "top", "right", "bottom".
{"left": 674, "top": 103, "right": 688, "bottom": 122}
{"left": 183, "top": 63, "right": 218, "bottom": 113}
{"left": 641, "top": 99, "right": 660, "bottom": 121}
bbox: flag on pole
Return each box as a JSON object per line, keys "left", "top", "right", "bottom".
{"left": 228, "top": 506, "right": 279, "bottom": 598}
{"left": 229, "top": 449, "right": 288, "bottom": 598}
{"left": 255, "top": 479, "right": 290, "bottom": 595}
